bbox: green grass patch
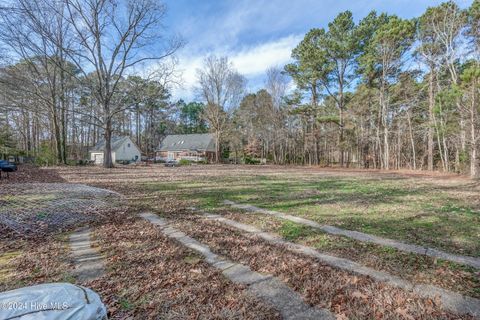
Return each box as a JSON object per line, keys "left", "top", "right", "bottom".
{"left": 142, "top": 170, "right": 479, "bottom": 256}
{"left": 119, "top": 298, "right": 134, "bottom": 310}
{"left": 279, "top": 221, "right": 316, "bottom": 241}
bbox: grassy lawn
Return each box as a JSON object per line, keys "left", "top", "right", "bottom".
{"left": 0, "top": 164, "right": 472, "bottom": 319}
{"left": 127, "top": 167, "right": 479, "bottom": 257}
{"left": 3, "top": 165, "right": 478, "bottom": 319}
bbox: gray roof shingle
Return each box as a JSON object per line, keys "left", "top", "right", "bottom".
{"left": 157, "top": 133, "right": 216, "bottom": 152}
{"left": 90, "top": 136, "right": 132, "bottom": 152}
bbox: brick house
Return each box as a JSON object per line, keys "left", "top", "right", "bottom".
{"left": 156, "top": 133, "right": 216, "bottom": 162}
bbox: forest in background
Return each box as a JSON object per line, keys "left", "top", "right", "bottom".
{"left": 0, "top": 0, "right": 479, "bottom": 178}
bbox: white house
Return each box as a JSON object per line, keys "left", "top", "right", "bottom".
{"left": 90, "top": 136, "right": 141, "bottom": 165}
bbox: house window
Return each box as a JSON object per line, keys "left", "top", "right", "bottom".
{"left": 127, "top": 143, "right": 131, "bottom": 148}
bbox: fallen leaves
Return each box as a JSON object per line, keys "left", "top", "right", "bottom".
{"left": 89, "top": 218, "right": 280, "bottom": 319}
{"left": 0, "top": 236, "right": 72, "bottom": 293}
{"left": 0, "top": 182, "right": 130, "bottom": 240}
{"left": 3, "top": 164, "right": 477, "bottom": 319}
{"left": 172, "top": 216, "right": 474, "bottom": 319}
{"left": 0, "top": 164, "right": 65, "bottom": 184}
{"left": 395, "top": 307, "right": 415, "bottom": 320}
{"left": 351, "top": 291, "right": 368, "bottom": 300}
{"left": 223, "top": 209, "right": 480, "bottom": 299}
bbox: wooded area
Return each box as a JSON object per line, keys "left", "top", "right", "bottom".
{"left": 0, "top": 0, "right": 479, "bottom": 177}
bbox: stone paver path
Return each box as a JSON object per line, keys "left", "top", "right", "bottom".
{"left": 224, "top": 200, "right": 480, "bottom": 269}
{"left": 140, "top": 212, "right": 334, "bottom": 320}
{"left": 69, "top": 228, "right": 105, "bottom": 282}
{"left": 199, "top": 209, "right": 480, "bottom": 318}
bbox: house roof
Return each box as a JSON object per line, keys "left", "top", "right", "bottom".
{"left": 90, "top": 136, "right": 134, "bottom": 152}
{"left": 157, "top": 133, "right": 216, "bottom": 152}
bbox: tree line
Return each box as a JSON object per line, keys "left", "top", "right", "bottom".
{"left": 0, "top": 0, "right": 181, "bottom": 167}
{"left": 0, "top": 0, "right": 479, "bottom": 178}
{"left": 198, "top": 1, "right": 479, "bottom": 178}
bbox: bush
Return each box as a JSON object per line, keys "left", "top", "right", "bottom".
{"left": 243, "top": 156, "right": 260, "bottom": 165}
{"left": 178, "top": 159, "right": 192, "bottom": 166}
{"left": 35, "top": 142, "right": 57, "bottom": 166}
{"left": 116, "top": 160, "right": 134, "bottom": 165}
{"left": 74, "top": 159, "right": 91, "bottom": 166}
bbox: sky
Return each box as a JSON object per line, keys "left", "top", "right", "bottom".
{"left": 161, "top": 0, "right": 473, "bottom": 101}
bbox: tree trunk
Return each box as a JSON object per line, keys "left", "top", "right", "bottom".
{"left": 380, "top": 76, "right": 389, "bottom": 170}
{"left": 215, "top": 129, "right": 220, "bottom": 163}
{"left": 427, "top": 70, "right": 434, "bottom": 171}
{"left": 51, "top": 104, "right": 63, "bottom": 165}
{"left": 339, "top": 104, "right": 344, "bottom": 167}
{"left": 407, "top": 111, "right": 416, "bottom": 170}
{"left": 104, "top": 118, "right": 114, "bottom": 168}
{"left": 136, "top": 104, "right": 141, "bottom": 148}
{"left": 470, "top": 82, "right": 479, "bottom": 178}
{"left": 61, "top": 95, "right": 67, "bottom": 164}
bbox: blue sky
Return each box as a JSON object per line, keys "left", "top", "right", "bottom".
{"left": 162, "top": 0, "right": 473, "bottom": 101}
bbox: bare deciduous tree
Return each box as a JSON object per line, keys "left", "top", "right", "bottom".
{"left": 58, "top": 0, "right": 182, "bottom": 167}
{"left": 265, "top": 67, "right": 289, "bottom": 163}
{"left": 197, "top": 56, "right": 245, "bottom": 162}
{"left": 0, "top": 0, "right": 74, "bottom": 164}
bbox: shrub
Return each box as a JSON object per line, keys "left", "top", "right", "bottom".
{"left": 74, "top": 159, "right": 91, "bottom": 166}
{"left": 35, "top": 142, "right": 57, "bottom": 166}
{"left": 178, "top": 159, "right": 192, "bottom": 166}
{"left": 243, "top": 156, "right": 260, "bottom": 165}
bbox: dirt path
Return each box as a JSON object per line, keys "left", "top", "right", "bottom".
{"left": 224, "top": 200, "right": 480, "bottom": 269}
{"left": 140, "top": 212, "right": 334, "bottom": 320}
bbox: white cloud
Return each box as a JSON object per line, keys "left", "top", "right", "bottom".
{"left": 172, "top": 56, "right": 203, "bottom": 101}
{"left": 172, "top": 34, "right": 302, "bottom": 101}
{"left": 231, "top": 34, "right": 302, "bottom": 76}
{"left": 165, "top": 0, "right": 472, "bottom": 101}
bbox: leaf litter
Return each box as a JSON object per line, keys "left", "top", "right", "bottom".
{"left": 171, "top": 215, "right": 476, "bottom": 320}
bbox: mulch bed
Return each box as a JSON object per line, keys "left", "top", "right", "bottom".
{"left": 172, "top": 215, "right": 474, "bottom": 320}
{"left": 89, "top": 217, "right": 280, "bottom": 320}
